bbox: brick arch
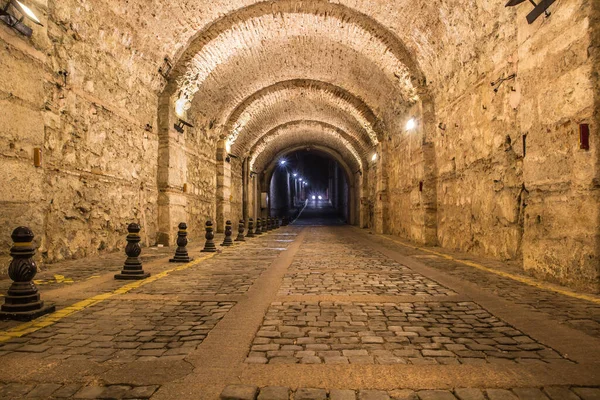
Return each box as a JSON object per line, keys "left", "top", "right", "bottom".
{"left": 225, "top": 79, "right": 383, "bottom": 153}
{"left": 249, "top": 120, "right": 366, "bottom": 174}
{"left": 164, "top": 0, "right": 426, "bottom": 107}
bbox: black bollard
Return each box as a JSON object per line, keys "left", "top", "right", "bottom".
{"left": 201, "top": 220, "right": 217, "bottom": 253}
{"left": 115, "top": 223, "right": 151, "bottom": 280}
{"left": 246, "top": 218, "right": 255, "bottom": 238}
{"left": 170, "top": 222, "right": 193, "bottom": 263}
{"left": 221, "top": 220, "right": 234, "bottom": 246}
{"left": 255, "top": 218, "right": 263, "bottom": 235}
{"left": 235, "top": 219, "right": 246, "bottom": 242}
{"left": 0, "top": 227, "right": 56, "bottom": 321}
{"left": 282, "top": 216, "right": 289, "bottom": 226}
{"left": 275, "top": 218, "right": 280, "bottom": 229}
{"left": 265, "top": 217, "right": 271, "bottom": 231}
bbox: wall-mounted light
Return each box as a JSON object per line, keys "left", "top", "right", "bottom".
{"left": 174, "top": 118, "right": 194, "bottom": 134}
{"left": 299, "top": 178, "right": 303, "bottom": 182}
{"left": 371, "top": 153, "right": 378, "bottom": 162}
{"left": 293, "top": 173, "right": 298, "bottom": 177}
{"left": 0, "top": 0, "right": 43, "bottom": 37}
{"left": 175, "top": 97, "right": 188, "bottom": 118}
{"left": 406, "top": 118, "right": 416, "bottom": 131}
{"left": 279, "top": 159, "right": 286, "bottom": 166}
{"left": 505, "top": 0, "right": 555, "bottom": 24}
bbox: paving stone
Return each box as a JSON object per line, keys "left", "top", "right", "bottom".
{"left": 453, "top": 388, "right": 485, "bottom": 400}
{"left": 220, "top": 385, "right": 259, "bottom": 400}
{"left": 295, "top": 388, "right": 328, "bottom": 400}
{"left": 257, "top": 386, "right": 290, "bottom": 400}
{"left": 512, "top": 388, "right": 550, "bottom": 400}
{"left": 100, "top": 385, "right": 131, "bottom": 399}
{"left": 124, "top": 385, "right": 160, "bottom": 399}
{"left": 330, "top": 389, "right": 357, "bottom": 400}
{"left": 542, "top": 387, "right": 581, "bottom": 400}
{"left": 25, "top": 383, "right": 62, "bottom": 398}
{"left": 486, "top": 389, "right": 519, "bottom": 400}
{"left": 52, "top": 384, "right": 82, "bottom": 398}
{"left": 417, "top": 390, "right": 457, "bottom": 400}
{"left": 0, "top": 384, "right": 35, "bottom": 398}
{"left": 572, "top": 388, "right": 600, "bottom": 400}
{"left": 358, "top": 389, "right": 390, "bottom": 400}
{"left": 74, "top": 386, "right": 108, "bottom": 399}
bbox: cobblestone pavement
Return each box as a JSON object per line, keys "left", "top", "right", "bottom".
{"left": 0, "top": 300, "right": 235, "bottom": 362}
{"left": 0, "top": 223, "right": 598, "bottom": 399}
{"left": 364, "top": 232, "right": 600, "bottom": 339}
{"left": 246, "top": 301, "right": 567, "bottom": 365}
{"left": 220, "top": 385, "right": 600, "bottom": 400}
{"left": 279, "top": 272, "right": 456, "bottom": 296}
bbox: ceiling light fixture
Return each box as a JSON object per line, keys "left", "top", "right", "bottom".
{"left": 0, "top": 0, "right": 43, "bottom": 37}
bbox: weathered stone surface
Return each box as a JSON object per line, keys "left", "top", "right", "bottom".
{"left": 220, "top": 385, "right": 258, "bottom": 400}
{"left": 257, "top": 386, "right": 290, "bottom": 400}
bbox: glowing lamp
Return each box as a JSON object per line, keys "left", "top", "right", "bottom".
{"left": 406, "top": 118, "right": 416, "bottom": 130}
{"left": 0, "top": 0, "right": 43, "bottom": 36}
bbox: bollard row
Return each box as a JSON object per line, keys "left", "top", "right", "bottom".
{"left": 1, "top": 216, "right": 287, "bottom": 321}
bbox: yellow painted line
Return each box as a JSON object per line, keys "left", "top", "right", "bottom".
{"left": 377, "top": 234, "right": 600, "bottom": 305}
{"left": 0, "top": 253, "right": 217, "bottom": 343}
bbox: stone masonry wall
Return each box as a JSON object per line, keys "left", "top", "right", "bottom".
{"left": 379, "top": 1, "right": 598, "bottom": 290}
{"left": 432, "top": 0, "right": 598, "bottom": 290}
{"left": 0, "top": 0, "right": 163, "bottom": 268}
{"left": 518, "top": 0, "right": 599, "bottom": 290}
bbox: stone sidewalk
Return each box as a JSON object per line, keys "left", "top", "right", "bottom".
{"left": 0, "top": 225, "right": 597, "bottom": 399}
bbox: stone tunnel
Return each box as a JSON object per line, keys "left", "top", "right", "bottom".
{"left": 0, "top": 0, "right": 598, "bottom": 399}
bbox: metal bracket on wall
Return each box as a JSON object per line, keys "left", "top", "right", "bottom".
{"left": 505, "top": 0, "right": 556, "bottom": 24}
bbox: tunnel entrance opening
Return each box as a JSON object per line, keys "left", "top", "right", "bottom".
{"left": 268, "top": 150, "right": 350, "bottom": 226}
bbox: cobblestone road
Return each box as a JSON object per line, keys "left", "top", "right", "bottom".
{"left": 0, "top": 221, "right": 597, "bottom": 399}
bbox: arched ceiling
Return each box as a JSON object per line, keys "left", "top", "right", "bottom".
{"left": 225, "top": 79, "right": 382, "bottom": 156}
{"left": 227, "top": 86, "right": 376, "bottom": 159}
{"left": 250, "top": 122, "right": 363, "bottom": 174}
{"left": 160, "top": 0, "right": 467, "bottom": 175}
